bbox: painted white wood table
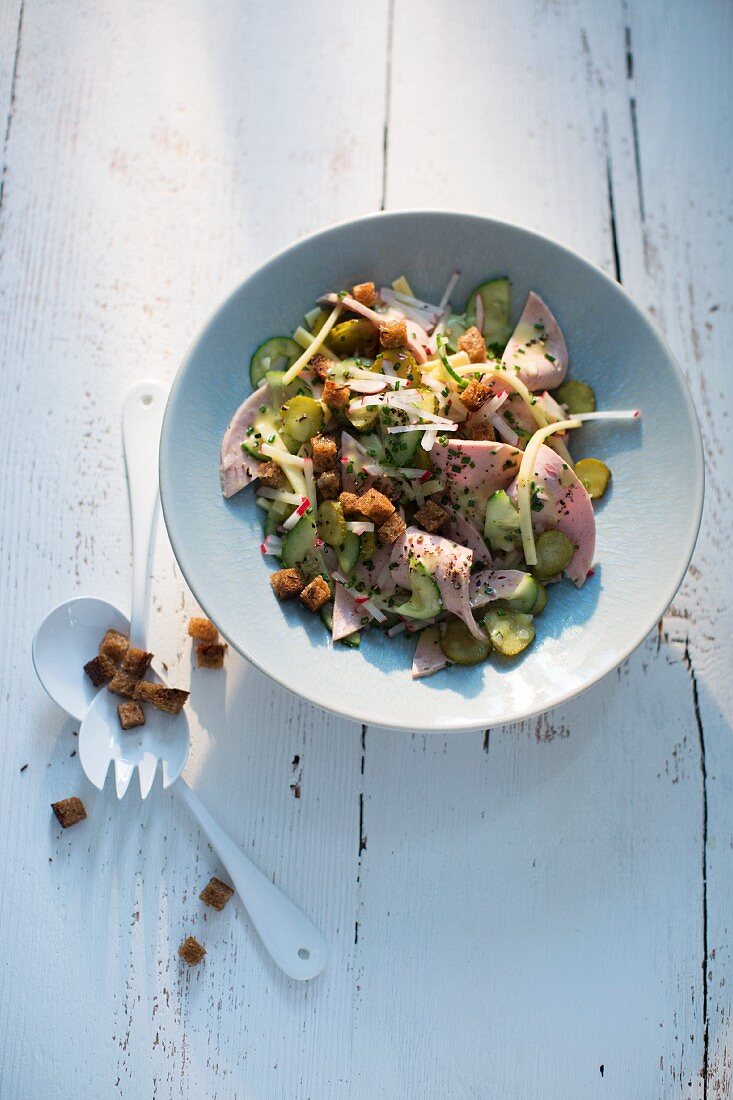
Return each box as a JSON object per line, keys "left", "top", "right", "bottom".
{"left": 1, "top": 2, "right": 730, "bottom": 1096}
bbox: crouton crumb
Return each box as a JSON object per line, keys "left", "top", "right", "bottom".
{"left": 51, "top": 797, "right": 87, "bottom": 829}
{"left": 178, "top": 936, "right": 206, "bottom": 966}
{"left": 121, "top": 646, "right": 153, "bottom": 678}
{"left": 196, "top": 642, "right": 227, "bottom": 669}
{"left": 84, "top": 653, "right": 116, "bottom": 687}
{"left": 377, "top": 512, "right": 407, "bottom": 546}
{"left": 200, "top": 876, "right": 234, "bottom": 911}
{"left": 311, "top": 434, "right": 338, "bottom": 472}
{"left": 379, "top": 319, "right": 407, "bottom": 348}
{"left": 309, "top": 354, "right": 331, "bottom": 380}
{"left": 257, "top": 460, "right": 286, "bottom": 489}
{"left": 357, "top": 487, "right": 395, "bottom": 525}
{"left": 133, "top": 681, "right": 189, "bottom": 715}
{"left": 457, "top": 325, "right": 487, "bottom": 364}
{"left": 270, "top": 567, "right": 306, "bottom": 601}
{"left": 187, "top": 617, "right": 218, "bottom": 642}
{"left": 117, "top": 700, "right": 145, "bottom": 730}
{"left": 351, "top": 281, "right": 376, "bottom": 307}
{"left": 299, "top": 575, "right": 331, "bottom": 613}
{"left": 107, "top": 669, "right": 141, "bottom": 698}
{"left": 323, "top": 378, "right": 350, "bottom": 410}
{"left": 465, "top": 419, "right": 496, "bottom": 441}
{"left": 460, "top": 379, "right": 492, "bottom": 412}
{"left": 414, "top": 499, "right": 450, "bottom": 534}
{"left": 99, "top": 629, "right": 129, "bottom": 664}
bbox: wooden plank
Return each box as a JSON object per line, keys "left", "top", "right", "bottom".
{"left": 0, "top": 1, "right": 387, "bottom": 1096}
{"left": 602, "top": 4, "right": 733, "bottom": 1095}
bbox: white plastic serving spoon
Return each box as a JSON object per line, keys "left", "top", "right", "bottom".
{"left": 32, "top": 381, "right": 328, "bottom": 981}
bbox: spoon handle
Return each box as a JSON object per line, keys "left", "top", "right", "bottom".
{"left": 173, "top": 778, "right": 328, "bottom": 981}
{"left": 121, "top": 382, "right": 168, "bottom": 648}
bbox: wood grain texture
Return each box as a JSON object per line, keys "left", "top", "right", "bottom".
{"left": 0, "top": 1, "right": 730, "bottom": 1097}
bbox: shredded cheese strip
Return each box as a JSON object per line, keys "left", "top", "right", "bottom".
{"left": 574, "top": 410, "right": 641, "bottom": 421}
{"left": 517, "top": 419, "right": 581, "bottom": 566}
{"left": 302, "top": 457, "right": 317, "bottom": 515}
{"left": 257, "top": 486, "right": 306, "bottom": 505}
{"left": 484, "top": 366, "right": 550, "bottom": 430}
{"left": 391, "top": 274, "right": 415, "bottom": 297}
{"left": 258, "top": 443, "right": 307, "bottom": 496}
{"left": 293, "top": 326, "right": 339, "bottom": 361}
{"left": 282, "top": 303, "right": 342, "bottom": 385}
{"left": 421, "top": 350, "right": 471, "bottom": 375}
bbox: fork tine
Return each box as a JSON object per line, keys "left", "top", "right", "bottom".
{"left": 114, "top": 760, "right": 135, "bottom": 799}
{"left": 137, "top": 755, "right": 158, "bottom": 799}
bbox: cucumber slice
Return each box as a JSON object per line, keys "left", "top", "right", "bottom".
{"left": 240, "top": 407, "right": 283, "bottom": 460}
{"left": 319, "top": 604, "right": 361, "bottom": 647}
{"left": 317, "top": 500, "right": 347, "bottom": 548}
{"left": 280, "top": 509, "right": 317, "bottom": 568}
{"left": 575, "top": 457, "right": 611, "bottom": 500}
{"left": 439, "top": 619, "right": 491, "bottom": 665}
{"left": 394, "top": 560, "right": 442, "bottom": 620}
{"left": 346, "top": 404, "right": 380, "bottom": 433}
{"left": 250, "top": 336, "right": 301, "bottom": 389}
{"left": 263, "top": 499, "right": 289, "bottom": 537}
{"left": 336, "top": 531, "right": 361, "bottom": 574}
{"left": 532, "top": 530, "right": 575, "bottom": 580}
{"left": 281, "top": 395, "right": 324, "bottom": 444}
{"left": 493, "top": 574, "right": 539, "bottom": 613}
{"left": 531, "top": 580, "right": 548, "bottom": 615}
{"left": 379, "top": 391, "right": 435, "bottom": 466}
{"left": 327, "top": 318, "right": 379, "bottom": 357}
{"left": 483, "top": 609, "right": 535, "bottom": 657}
{"left": 465, "top": 278, "right": 512, "bottom": 355}
{"left": 555, "top": 380, "right": 596, "bottom": 414}
{"left": 359, "top": 431, "right": 387, "bottom": 462}
{"left": 443, "top": 313, "right": 472, "bottom": 354}
{"left": 264, "top": 369, "right": 311, "bottom": 409}
{"left": 484, "top": 490, "right": 522, "bottom": 553}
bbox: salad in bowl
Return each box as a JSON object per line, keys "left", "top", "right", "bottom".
{"left": 220, "top": 271, "right": 639, "bottom": 679}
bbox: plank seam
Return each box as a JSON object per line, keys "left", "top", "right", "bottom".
{"left": 684, "top": 638, "right": 709, "bottom": 1096}
{"left": 0, "top": 0, "right": 24, "bottom": 216}
{"left": 380, "top": 0, "right": 395, "bottom": 211}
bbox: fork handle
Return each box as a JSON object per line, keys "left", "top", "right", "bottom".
{"left": 173, "top": 778, "right": 328, "bottom": 981}
{"left": 121, "top": 381, "right": 167, "bottom": 648}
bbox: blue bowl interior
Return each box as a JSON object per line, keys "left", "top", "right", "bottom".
{"left": 160, "top": 211, "right": 703, "bottom": 731}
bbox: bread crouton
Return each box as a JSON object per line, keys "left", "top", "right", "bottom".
{"left": 379, "top": 319, "right": 407, "bottom": 348}
{"left": 351, "top": 281, "right": 376, "bottom": 307}
{"left": 117, "top": 700, "right": 145, "bottom": 730}
{"left": 299, "top": 575, "right": 331, "bottom": 613}
{"left": 311, "top": 433, "right": 338, "bottom": 472}
{"left": 107, "top": 669, "right": 141, "bottom": 698}
{"left": 377, "top": 512, "right": 407, "bottom": 546}
{"left": 317, "top": 471, "right": 340, "bottom": 500}
{"left": 257, "top": 460, "right": 286, "bottom": 489}
{"left": 84, "top": 653, "right": 116, "bottom": 686}
{"left": 322, "top": 378, "right": 350, "bottom": 410}
{"left": 357, "top": 487, "right": 395, "bottom": 525}
{"left": 187, "top": 617, "right": 218, "bottom": 642}
{"left": 99, "top": 629, "right": 129, "bottom": 664}
{"left": 457, "top": 325, "right": 487, "bottom": 364}
{"left": 196, "top": 642, "right": 227, "bottom": 669}
{"left": 178, "top": 936, "right": 206, "bottom": 966}
{"left": 414, "top": 499, "right": 450, "bottom": 534}
{"left": 133, "top": 684, "right": 189, "bottom": 715}
{"left": 460, "top": 379, "right": 492, "bottom": 412}
{"left": 51, "top": 796, "right": 87, "bottom": 828}
{"left": 465, "top": 419, "right": 496, "bottom": 441}
{"left": 309, "top": 354, "right": 331, "bottom": 380}
{"left": 270, "top": 567, "right": 306, "bottom": 601}
{"left": 339, "top": 491, "right": 363, "bottom": 517}
{"left": 121, "top": 646, "right": 153, "bottom": 678}
{"left": 200, "top": 876, "right": 234, "bottom": 911}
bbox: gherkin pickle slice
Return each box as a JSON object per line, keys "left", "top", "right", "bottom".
{"left": 532, "top": 530, "right": 575, "bottom": 579}
{"left": 483, "top": 609, "right": 535, "bottom": 657}
{"left": 575, "top": 457, "right": 611, "bottom": 500}
{"left": 554, "top": 379, "right": 596, "bottom": 414}
{"left": 439, "top": 619, "right": 492, "bottom": 665}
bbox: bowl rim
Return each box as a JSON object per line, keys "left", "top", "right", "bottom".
{"left": 160, "top": 208, "right": 705, "bottom": 731}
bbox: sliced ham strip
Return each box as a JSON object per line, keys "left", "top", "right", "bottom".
{"left": 507, "top": 444, "right": 595, "bottom": 586}
{"left": 430, "top": 439, "right": 522, "bottom": 525}
{"left": 332, "top": 584, "right": 369, "bottom": 642}
{"left": 411, "top": 625, "right": 448, "bottom": 680}
{"left": 444, "top": 508, "right": 492, "bottom": 566}
{"left": 469, "top": 570, "right": 535, "bottom": 610}
{"left": 389, "top": 527, "right": 485, "bottom": 640}
{"left": 220, "top": 384, "right": 270, "bottom": 498}
{"left": 501, "top": 291, "right": 568, "bottom": 392}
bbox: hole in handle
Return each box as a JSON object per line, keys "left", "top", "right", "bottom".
{"left": 141, "top": 393, "right": 153, "bottom": 406}
{"left": 298, "top": 948, "right": 310, "bottom": 960}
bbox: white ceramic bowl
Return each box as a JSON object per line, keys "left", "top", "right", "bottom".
{"left": 160, "top": 211, "right": 703, "bottom": 731}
